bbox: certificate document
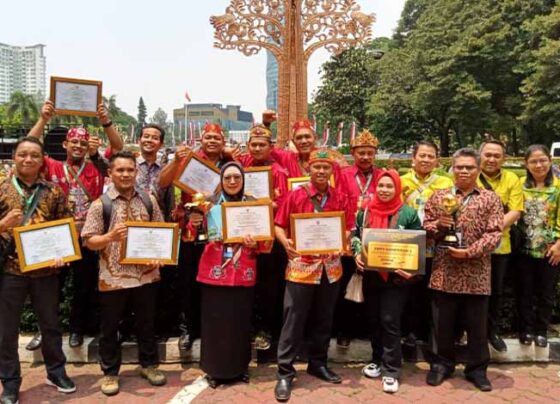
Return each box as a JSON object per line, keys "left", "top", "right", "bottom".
{"left": 290, "top": 212, "right": 346, "bottom": 255}
{"left": 244, "top": 167, "right": 273, "bottom": 200}
{"left": 120, "top": 222, "right": 179, "bottom": 265}
{"left": 14, "top": 218, "right": 82, "bottom": 272}
{"left": 174, "top": 154, "right": 221, "bottom": 196}
{"left": 361, "top": 228, "right": 426, "bottom": 274}
{"left": 50, "top": 76, "right": 102, "bottom": 117}
{"left": 222, "top": 201, "right": 274, "bottom": 243}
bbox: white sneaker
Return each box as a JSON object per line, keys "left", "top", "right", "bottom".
{"left": 362, "top": 363, "right": 381, "bottom": 378}
{"left": 382, "top": 376, "right": 399, "bottom": 393}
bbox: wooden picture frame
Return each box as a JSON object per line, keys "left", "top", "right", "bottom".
{"left": 50, "top": 76, "right": 102, "bottom": 117}
{"left": 13, "top": 218, "right": 82, "bottom": 272}
{"left": 244, "top": 166, "right": 274, "bottom": 200}
{"left": 173, "top": 153, "right": 221, "bottom": 196}
{"left": 222, "top": 200, "right": 274, "bottom": 243}
{"left": 119, "top": 221, "right": 180, "bottom": 265}
{"left": 290, "top": 211, "right": 346, "bottom": 255}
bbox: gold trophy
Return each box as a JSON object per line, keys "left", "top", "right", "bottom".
{"left": 185, "top": 193, "right": 211, "bottom": 244}
{"left": 440, "top": 193, "right": 464, "bottom": 248}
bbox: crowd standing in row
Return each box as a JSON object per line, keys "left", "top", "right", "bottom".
{"left": 0, "top": 102, "right": 558, "bottom": 404}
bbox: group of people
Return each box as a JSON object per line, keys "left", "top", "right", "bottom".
{"left": 0, "top": 100, "right": 558, "bottom": 404}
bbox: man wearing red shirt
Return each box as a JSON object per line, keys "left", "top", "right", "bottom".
{"left": 274, "top": 149, "right": 353, "bottom": 402}
{"left": 158, "top": 122, "right": 232, "bottom": 352}
{"left": 27, "top": 100, "right": 123, "bottom": 348}
{"left": 238, "top": 123, "right": 289, "bottom": 350}
{"left": 335, "top": 129, "right": 380, "bottom": 348}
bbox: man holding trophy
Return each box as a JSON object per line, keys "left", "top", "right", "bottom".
{"left": 423, "top": 148, "right": 503, "bottom": 392}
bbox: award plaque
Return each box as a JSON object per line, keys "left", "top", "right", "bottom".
{"left": 222, "top": 200, "right": 274, "bottom": 243}
{"left": 120, "top": 222, "right": 180, "bottom": 265}
{"left": 287, "top": 175, "right": 336, "bottom": 191}
{"left": 13, "top": 218, "right": 82, "bottom": 272}
{"left": 244, "top": 166, "right": 273, "bottom": 200}
{"left": 173, "top": 153, "right": 221, "bottom": 196}
{"left": 50, "top": 76, "right": 102, "bottom": 117}
{"left": 290, "top": 211, "right": 346, "bottom": 255}
{"left": 361, "top": 228, "right": 426, "bottom": 275}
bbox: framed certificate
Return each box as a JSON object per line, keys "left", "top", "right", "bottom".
{"left": 361, "top": 229, "right": 426, "bottom": 275}
{"left": 290, "top": 212, "right": 346, "bottom": 255}
{"left": 50, "top": 76, "right": 102, "bottom": 117}
{"left": 173, "top": 153, "right": 221, "bottom": 196}
{"left": 120, "top": 222, "right": 180, "bottom": 265}
{"left": 287, "top": 175, "right": 336, "bottom": 191}
{"left": 244, "top": 166, "right": 273, "bottom": 200}
{"left": 13, "top": 218, "right": 82, "bottom": 272}
{"left": 222, "top": 200, "right": 274, "bottom": 243}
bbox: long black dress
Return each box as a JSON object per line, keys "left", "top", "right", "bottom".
{"left": 200, "top": 284, "right": 254, "bottom": 380}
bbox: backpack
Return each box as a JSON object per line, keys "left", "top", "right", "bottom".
{"left": 101, "top": 190, "right": 154, "bottom": 234}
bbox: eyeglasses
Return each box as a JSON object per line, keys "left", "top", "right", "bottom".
{"left": 453, "top": 165, "right": 478, "bottom": 172}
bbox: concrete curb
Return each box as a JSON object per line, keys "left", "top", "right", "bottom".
{"left": 18, "top": 336, "right": 560, "bottom": 364}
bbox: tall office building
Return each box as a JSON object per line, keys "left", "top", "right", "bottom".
{"left": 0, "top": 43, "right": 46, "bottom": 104}
{"left": 266, "top": 50, "right": 278, "bottom": 111}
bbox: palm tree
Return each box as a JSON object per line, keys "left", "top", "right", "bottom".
{"left": 6, "top": 91, "right": 39, "bottom": 126}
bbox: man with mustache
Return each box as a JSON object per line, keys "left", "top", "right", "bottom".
{"left": 27, "top": 100, "right": 123, "bottom": 349}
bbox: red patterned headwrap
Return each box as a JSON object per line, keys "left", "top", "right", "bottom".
{"left": 292, "top": 119, "right": 314, "bottom": 133}
{"left": 66, "top": 127, "right": 90, "bottom": 141}
{"left": 202, "top": 123, "right": 224, "bottom": 138}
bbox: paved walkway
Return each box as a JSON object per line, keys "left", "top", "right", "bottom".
{"left": 11, "top": 362, "right": 560, "bottom": 403}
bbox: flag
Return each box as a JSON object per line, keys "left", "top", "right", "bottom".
{"left": 170, "top": 122, "right": 176, "bottom": 147}
{"left": 337, "top": 122, "right": 344, "bottom": 147}
{"left": 130, "top": 124, "right": 135, "bottom": 143}
{"left": 197, "top": 121, "right": 202, "bottom": 143}
{"left": 311, "top": 114, "right": 317, "bottom": 132}
{"left": 189, "top": 122, "right": 194, "bottom": 146}
{"left": 350, "top": 121, "right": 357, "bottom": 143}
{"left": 322, "top": 121, "right": 330, "bottom": 146}
{"left": 185, "top": 91, "right": 192, "bottom": 103}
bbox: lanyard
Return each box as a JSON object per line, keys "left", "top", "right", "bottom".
{"left": 356, "top": 171, "right": 374, "bottom": 196}
{"left": 12, "top": 176, "right": 41, "bottom": 215}
{"left": 297, "top": 159, "right": 310, "bottom": 176}
{"left": 63, "top": 161, "right": 86, "bottom": 184}
{"left": 452, "top": 186, "right": 475, "bottom": 217}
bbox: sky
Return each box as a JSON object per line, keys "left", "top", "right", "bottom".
{"left": 1, "top": 1, "right": 406, "bottom": 120}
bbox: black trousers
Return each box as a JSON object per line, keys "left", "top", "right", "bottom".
{"left": 99, "top": 283, "right": 159, "bottom": 376}
{"left": 334, "top": 256, "right": 364, "bottom": 338}
{"left": 156, "top": 265, "right": 181, "bottom": 337}
{"left": 254, "top": 240, "right": 287, "bottom": 338}
{"left": 402, "top": 258, "right": 432, "bottom": 341}
{"left": 363, "top": 274, "right": 410, "bottom": 379}
{"left": 178, "top": 241, "right": 204, "bottom": 337}
{"left": 488, "top": 254, "right": 509, "bottom": 336}
{"left": 0, "top": 274, "right": 66, "bottom": 390}
{"left": 69, "top": 245, "right": 100, "bottom": 335}
{"left": 431, "top": 291, "right": 489, "bottom": 378}
{"left": 277, "top": 273, "right": 340, "bottom": 380}
{"left": 516, "top": 255, "right": 559, "bottom": 335}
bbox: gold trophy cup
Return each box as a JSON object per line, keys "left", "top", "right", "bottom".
{"left": 440, "top": 193, "right": 464, "bottom": 248}
{"left": 185, "top": 193, "right": 211, "bottom": 243}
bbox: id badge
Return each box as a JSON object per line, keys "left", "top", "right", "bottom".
{"left": 223, "top": 245, "right": 233, "bottom": 262}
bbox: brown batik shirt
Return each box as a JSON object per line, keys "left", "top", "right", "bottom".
{"left": 81, "top": 185, "right": 163, "bottom": 292}
{"left": 423, "top": 187, "right": 503, "bottom": 295}
{"left": 0, "top": 176, "right": 70, "bottom": 277}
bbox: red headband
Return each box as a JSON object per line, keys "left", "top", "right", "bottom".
{"left": 66, "top": 127, "right": 90, "bottom": 141}
{"left": 292, "top": 119, "right": 314, "bottom": 133}
{"left": 202, "top": 123, "right": 224, "bottom": 138}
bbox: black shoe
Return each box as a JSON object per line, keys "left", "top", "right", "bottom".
{"left": 426, "top": 370, "right": 451, "bottom": 386}
{"left": 402, "top": 332, "right": 418, "bottom": 347}
{"left": 0, "top": 388, "right": 19, "bottom": 404}
{"left": 274, "top": 379, "right": 292, "bottom": 402}
{"left": 307, "top": 366, "right": 342, "bottom": 384}
{"left": 25, "top": 332, "right": 42, "bottom": 351}
{"left": 69, "top": 333, "right": 84, "bottom": 348}
{"left": 240, "top": 372, "right": 250, "bottom": 384}
{"left": 205, "top": 375, "right": 219, "bottom": 389}
{"left": 178, "top": 333, "right": 194, "bottom": 352}
{"left": 535, "top": 335, "right": 548, "bottom": 348}
{"left": 489, "top": 333, "right": 507, "bottom": 352}
{"left": 46, "top": 374, "right": 76, "bottom": 394}
{"left": 519, "top": 333, "right": 534, "bottom": 346}
{"left": 336, "top": 336, "right": 351, "bottom": 349}
{"left": 466, "top": 374, "right": 492, "bottom": 392}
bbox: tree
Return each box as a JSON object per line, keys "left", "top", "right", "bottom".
{"left": 150, "top": 108, "right": 168, "bottom": 128}
{"left": 6, "top": 91, "right": 39, "bottom": 126}
{"left": 392, "top": 0, "right": 428, "bottom": 46}
{"left": 137, "top": 97, "right": 147, "bottom": 126}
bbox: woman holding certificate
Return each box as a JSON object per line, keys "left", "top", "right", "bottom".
{"left": 351, "top": 170, "right": 422, "bottom": 394}
{"left": 195, "top": 162, "right": 268, "bottom": 388}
